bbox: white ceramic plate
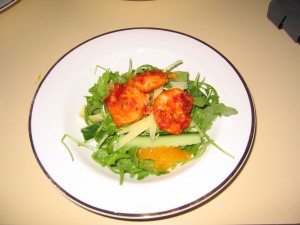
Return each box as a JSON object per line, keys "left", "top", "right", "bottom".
{"left": 29, "top": 28, "right": 256, "bottom": 220}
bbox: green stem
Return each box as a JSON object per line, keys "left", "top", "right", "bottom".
{"left": 191, "top": 120, "right": 234, "bottom": 158}
{"left": 94, "top": 65, "right": 109, "bottom": 74}
{"left": 206, "top": 136, "right": 234, "bottom": 159}
{"left": 61, "top": 134, "right": 97, "bottom": 161}
{"left": 164, "top": 60, "right": 183, "bottom": 72}
{"left": 96, "top": 134, "right": 109, "bottom": 149}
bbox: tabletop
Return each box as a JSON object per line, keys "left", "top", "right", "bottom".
{"left": 1, "top": 0, "right": 299, "bottom": 224}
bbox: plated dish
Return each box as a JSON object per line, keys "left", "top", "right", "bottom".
{"left": 29, "top": 28, "right": 256, "bottom": 220}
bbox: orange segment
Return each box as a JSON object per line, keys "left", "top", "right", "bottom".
{"left": 137, "top": 147, "right": 191, "bottom": 171}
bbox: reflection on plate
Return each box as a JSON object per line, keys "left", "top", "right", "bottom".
{"left": 29, "top": 28, "right": 256, "bottom": 220}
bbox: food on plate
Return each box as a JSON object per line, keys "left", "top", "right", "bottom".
{"left": 62, "top": 60, "right": 238, "bottom": 184}
{"left": 137, "top": 146, "right": 192, "bottom": 171}
{"left": 153, "top": 88, "right": 194, "bottom": 135}
{"left": 104, "top": 83, "right": 151, "bottom": 127}
{"left": 130, "top": 69, "right": 169, "bottom": 92}
{"left": 103, "top": 69, "right": 169, "bottom": 127}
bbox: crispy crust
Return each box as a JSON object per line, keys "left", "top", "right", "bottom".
{"left": 104, "top": 83, "right": 151, "bottom": 127}
{"left": 130, "top": 70, "right": 168, "bottom": 92}
{"left": 153, "top": 88, "right": 194, "bottom": 135}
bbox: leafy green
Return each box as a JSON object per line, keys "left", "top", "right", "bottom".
{"left": 133, "top": 64, "right": 158, "bottom": 75}
{"left": 187, "top": 73, "right": 219, "bottom": 107}
{"left": 81, "top": 123, "right": 100, "bottom": 141}
{"left": 191, "top": 103, "right": 238, "bottom": 132}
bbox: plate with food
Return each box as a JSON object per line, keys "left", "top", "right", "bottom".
{"left": 29, "top": 28, "right": 256, "bottom": 220}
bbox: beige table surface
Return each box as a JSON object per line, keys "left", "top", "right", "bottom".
{"left": 1, "top": 0, "right": 300, "bottom": 224}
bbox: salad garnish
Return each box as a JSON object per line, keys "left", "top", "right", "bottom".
{"left": 62, "top": 60, "right": 238, "bottom": 184}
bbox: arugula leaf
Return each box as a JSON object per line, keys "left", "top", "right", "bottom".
{"left": 81, "top": 123, "right": 101, "bottom": 141}
{"left": 101, "top": 114, "right": 117, "bottom": 135}
{"left": 92, "top": 146, "right": 151, "bottom": 184}
{"left": 109, "top": 71, "right": 128, "bottom": 84}
{"left": 133, "top": 64, "right": 158, "bottom": 75}
{"left": 84, "top": 96, "right": 103, "bottom": 123}
{"left": 192, "top": 103, "right": 238, "bottom": 132}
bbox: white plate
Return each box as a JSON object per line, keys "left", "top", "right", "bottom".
{"left": 29, "top": 28, "right": 256, "bottom": 220}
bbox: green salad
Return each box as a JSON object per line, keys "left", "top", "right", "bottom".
{"left": 62, "top": 60, "right": 238, "bottom": 184}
